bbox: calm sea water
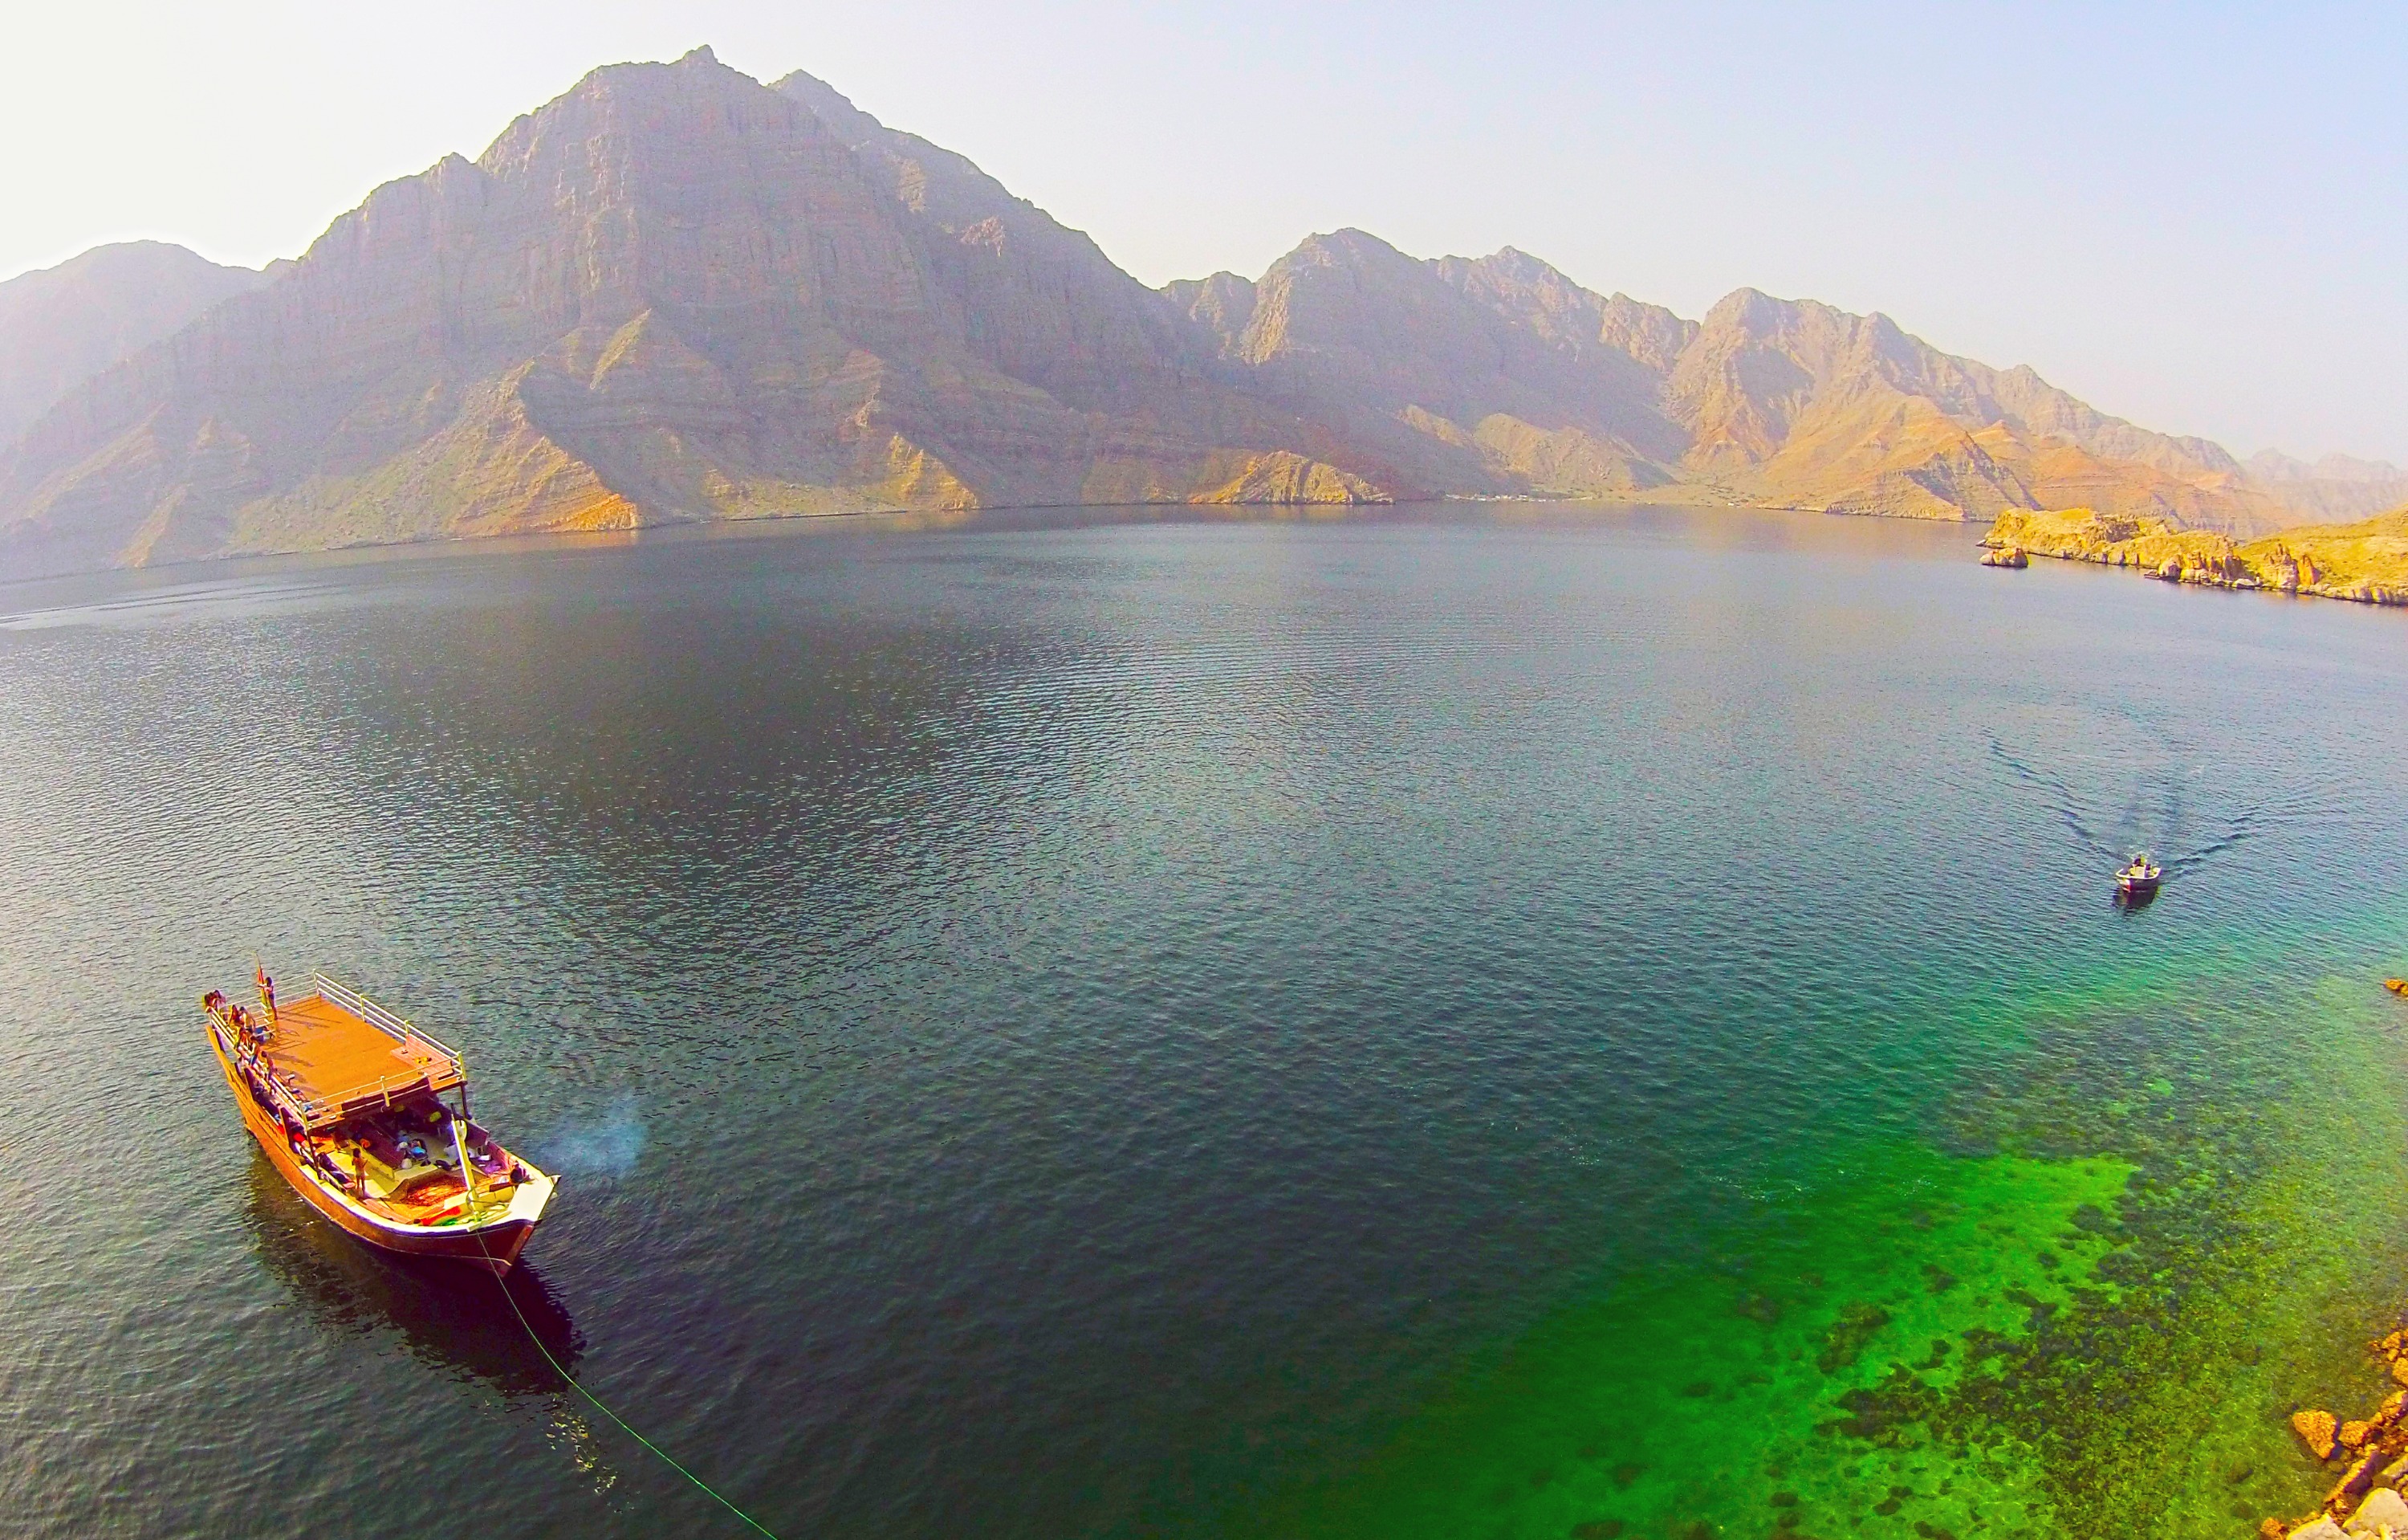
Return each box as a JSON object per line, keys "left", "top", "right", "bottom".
{"left": 5, "top": 504, "right": 2408, "bottom": 1539}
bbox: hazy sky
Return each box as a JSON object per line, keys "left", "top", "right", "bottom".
{"left": 3, "top": 1, "right": 2401, "bottom": 462}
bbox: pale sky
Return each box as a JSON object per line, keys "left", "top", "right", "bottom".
{"left": 2, "top": 1, "right": 2401, "bottom": 463}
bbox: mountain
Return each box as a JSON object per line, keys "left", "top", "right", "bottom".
{"left": 0, "top": 242, "right": 262, "bottom": 445}
{"left": 0, "top": 48, "right": 2372, "bottom": 580}
{"left": 1172, "top": 233, "right": 2298, "bottom": 535}
{"left": 0, "top": 50, "right": 1381, "bottom": 580}
{"left": 1170, "top": 234, "right": 1690, "bottom": 498}
{"left": 2243, "top": 450, "right": 2408, "bottom": 523}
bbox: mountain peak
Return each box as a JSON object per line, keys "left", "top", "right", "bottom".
{"left": 771, "top": 68, "right": 885, "bottom": 145}
{"left": 1288, "top": 228, "right": 1409, "bottom": 265}
{"left": 1448, "top": 246, "right": 1587, "bottom": 296}
{"left": 1699, "top": 287, "right": 1788, "bottom": 332}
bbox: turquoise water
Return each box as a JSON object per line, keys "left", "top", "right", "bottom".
{"left": 2, "top": 504, "right": 2406, "bottom": 1538}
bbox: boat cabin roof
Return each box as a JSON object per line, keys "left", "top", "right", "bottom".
{"left": 259, "top": 984, "right": 464, "bottom": 1131}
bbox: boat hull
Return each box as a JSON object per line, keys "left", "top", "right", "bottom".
{"left": 210, "top": 1029, "right": 541, "bottom": 1275}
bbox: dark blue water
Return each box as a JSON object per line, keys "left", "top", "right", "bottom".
{"left": 2, "top": 505, "right": 2405, "bottom": 1538}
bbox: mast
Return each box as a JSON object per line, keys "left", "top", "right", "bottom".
{"left": 449, "top": 1089, "right": 478, "bottom": 1223}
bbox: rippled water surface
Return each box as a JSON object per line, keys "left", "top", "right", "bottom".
{"left": 5, "top": 505, "right": 2408, "bottom": 1538}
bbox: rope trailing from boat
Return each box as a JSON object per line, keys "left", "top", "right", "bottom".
{"left": 470, "top": 1229, "right": 783, "bottom": 1538}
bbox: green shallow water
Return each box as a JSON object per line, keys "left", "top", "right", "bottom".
{"left": 1259, "top": 942, "right": 2408, "bottom": 1540}
{"left": 1263, "top": 1144, "right": 2135, "bottom": 1540}
{"left": 1262, "top": 964, "right": 2408, "bottom": 1540}
{"left": 2, "top": 505, "right": 2406, "bottom": 1538}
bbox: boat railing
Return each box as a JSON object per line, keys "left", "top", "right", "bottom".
{"left": 224, "top": 1025, "right": 329, "bottom": 1127}
{"left": 311, "top": 972, "right": 464, "bottom": 1069}
{"left": 286, "top": 1070, "right": 447, "bottom": 1125}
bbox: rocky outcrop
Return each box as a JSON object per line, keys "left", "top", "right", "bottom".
{"left": 1984, "top": 507, "right": 2408, "bottom": 606}
{"left": 2263, "top": 1332, "right": 2408, "bottom": 1536}
{"left": 2302, "top": 1412, "right": 2346, "bottom": 1461}
{"left": 2345, "top": 1487, "right": 2408, "bottom": 1536}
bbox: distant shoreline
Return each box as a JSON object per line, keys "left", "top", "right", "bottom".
{"left": 0, "top": 491, "right": 1957, "bottom": 594}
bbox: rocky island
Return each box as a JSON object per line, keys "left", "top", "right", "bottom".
{"left": 1983, "top": 507, "right": 2408, "bottom": 608}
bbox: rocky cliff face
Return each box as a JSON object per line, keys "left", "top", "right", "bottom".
{"left": 0, "top": 242, "right": 262, "bottom": 446}
{"left": 0, "top": 48, "right": 2369, "bottom": 579}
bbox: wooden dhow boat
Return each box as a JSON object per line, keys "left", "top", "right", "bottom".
{"left": 204, "top": 971, "right": 555, "bottom": 1274}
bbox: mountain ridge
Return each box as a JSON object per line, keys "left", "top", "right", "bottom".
{"left": 0, "top": 242, "right": 264, "bottom": 450}
{"left": 0, "top": 48, "right": 2380, "bottom": 581}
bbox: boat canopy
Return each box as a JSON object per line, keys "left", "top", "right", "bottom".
{"left": 253, "top": 976, "right": 466, "bottom": 1131}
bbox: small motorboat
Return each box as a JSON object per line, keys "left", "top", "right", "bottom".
{"left": 2115, "top": 854, "right": 2162, "bottom": 900}
{"left": 2385, "top": 979, "right": 2408, "bottom": 997}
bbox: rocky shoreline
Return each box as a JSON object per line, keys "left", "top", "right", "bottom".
{"left": 1981, "top": 507, "right": 2408, "bottom": 607}
{"left": 2268, "top": 1330, "right": 2408, "bottom": 1538}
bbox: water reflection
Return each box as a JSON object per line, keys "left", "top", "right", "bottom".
{"left": 241, "top": 1154, "right": 584, "bottom": 1396}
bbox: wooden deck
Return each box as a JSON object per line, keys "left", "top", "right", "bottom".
{"left": 262, "top": 991, "right": 463, "bottom": 1128}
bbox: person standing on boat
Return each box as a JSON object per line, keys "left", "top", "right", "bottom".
{"left": 255, "top": 967, "right": 278, "bottom": 1029}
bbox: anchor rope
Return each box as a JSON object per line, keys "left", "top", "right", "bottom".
{"left": 470, "top": 1226, "right": 783, "bottom": 1539}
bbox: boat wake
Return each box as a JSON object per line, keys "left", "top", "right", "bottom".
{"left": 1982, "top": 731, "right": 2284, "bottom": 878}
